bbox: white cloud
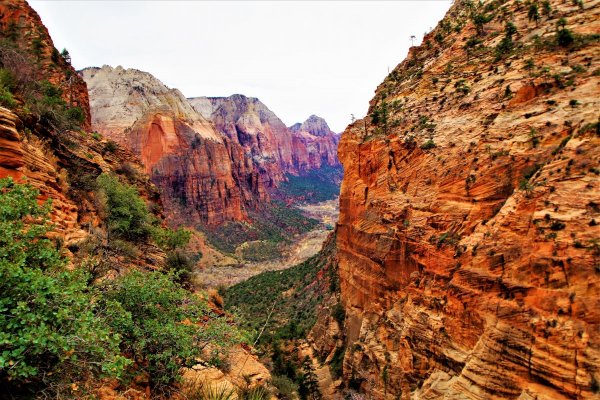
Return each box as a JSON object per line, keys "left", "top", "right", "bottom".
{"left": 30, "top": 0, "right": 451, "bottom": 132}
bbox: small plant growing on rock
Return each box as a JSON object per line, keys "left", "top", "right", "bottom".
{"left": 420, "top": 139, "right": 437, "bottom": 150}
{"left": 528, "top": 4, "right": 540, "bottom": 25}
{"left": 542, "top": 0, "right": 552, "bottom": 16}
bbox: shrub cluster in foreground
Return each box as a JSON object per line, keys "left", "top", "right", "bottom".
{"left": 0, "top": 178, "right": 239, "bottom": 397}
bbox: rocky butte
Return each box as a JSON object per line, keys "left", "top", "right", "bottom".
{"left": 328, "top": 0, "right": 600, "bottom": 398}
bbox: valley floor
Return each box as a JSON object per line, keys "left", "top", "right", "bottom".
{"left": 193, "top": 199, "right": 339, "bottom": 288}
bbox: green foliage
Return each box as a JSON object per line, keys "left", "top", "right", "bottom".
{"left": 542, "top": 0, "right": 552, "bottom": 16}
{"left": 272, "top": 375, "right": 299, "bottom": 400}
{"left": 420, "top": 139, "right": 437, "bottom": 150}
{"left": 495, "top": 21, "right": 517, "bottom": 59}
{"left": 201, "top": 201, "right": 319, "bottom": 256}
{"left": 331, "top": 302, "right": 346, "bottom": 326}
{"left": 60, "top": 48, "right": 71, "bottom": 64}
{"left": 225, "top": 238, "right": 336, "bottom": 344}
{"left": 454, "top": 79, "right": 471, "bottom": 95}
{"left": 0, "top": 68, "right": 17, "bottom": 108}
{"left": 165, "top": 249, "right": 195, "bottom": 285}
{"left": 0, "top": 178, "right": 127, "bottom": 390}
{"left": 371, "top": 101, "right": 389, "bottom": 131}
{"left": 528, "top": 4, "right": 540, "bottom": 24}
{"left": 471, "top": 12, "right": 493, "bottom": 35}
{"left": 27, "top": 80, "right": 85, "bottom": 131}
{"left": 151, "top": 226, "right": 191, "bottom": 251}
{"left": 299, "top": 356, "right": 321, "bottom": 400}
{"left": 329, "top": 346, "right": 345, "bottom": 379}
{"left": 102, "top": 270, "right": 240, "bottom": 386}
{"left": 277, "top": 166, "right": 342, "bottom": 203}
{"left": 96, "top": 173, "right": 151, "bottom": 241}
{"left": 465, "top": 36, "right": 483, "bottom": 48}
{"left": 557, "top": 28, "right": 575, "bottom": 47}
{"left": 241, "top": 241, "right": 282, "bottom": 262}
{"left": 51, "top": 47, "right": 60, "bottom": 63}
{"left": 103, "top": 140, "right": 118, "bottom": 153}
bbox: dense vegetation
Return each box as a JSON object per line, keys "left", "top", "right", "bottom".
{"left": 224, "top": 236, "right": 338, "bottom": 400}
{"left": 276, "top": 166, "right": 343, "bottom": 203}
{"left": 200, "top": 201, "right": 318, "bottom": 257}
{"left": 0, "top": 178, "right": 240, "bottom": 397}
{"left": 224, "top": 235, "right": 336, "bottom": 344}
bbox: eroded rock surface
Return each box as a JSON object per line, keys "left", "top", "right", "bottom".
{"left": 334, "top": 0, "right": 600, "bottom": 398}
{"left": 82, "top": 66, "right": 267, "bottom": 225}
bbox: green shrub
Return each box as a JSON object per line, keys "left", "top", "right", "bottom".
{"left": 165, "top": 249, "right": 195, "bottom": 284}
{"left": 0, "top": 178, "right": 128, "bottom": 392}
{"left": 151, "top": 226, "right": 192, "bottom": 251}
{"left": 102, "top": 270, "right": 240, "bottom": 387}
{"left": 103, "top": 140, "right": 119, "bottom": 153}
{"left": 0, "top": 68, "right": 16, "bottom": 108}
{"left": 96, "top": 173, "right": 151, "bottom": 241}
{"left": 420, "top": 139, "right": 436, "bottom": 150}
{"left": 557, "top": 28, "right": 575, "bottom": 47}
{"left": 329, "top": 346, "right": 345, "bottom": 379}
{"left": 332, "top": 303, "right": 346, "bottom": 326}
{"left": 272, "top": 375, "right": 299, "bottom": 400}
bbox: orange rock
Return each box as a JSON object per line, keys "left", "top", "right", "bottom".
{"left": 333, "top": 0, "right": 600, "bottom": 398}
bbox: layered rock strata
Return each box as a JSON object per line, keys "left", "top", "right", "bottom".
{"left": 335, "top": 0, "right": 600, "bottom": 398}
{"left": 190, "top": 96, "right": 341, "bottom": 180}
{"left": 82, "top": 66, "right": 267, "bottom": 225}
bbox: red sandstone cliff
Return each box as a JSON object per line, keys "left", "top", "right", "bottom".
{"left": 81, "top": 66, "right": 268, "bottom": 226}
{"left": 334, "top": 0, "right": 600, "bottom": 398}
{"left": 189, "top": 94, "right": 294, "bottom": 189}
{"left": 189, "top": 96, "right": 341, "bottom": 179}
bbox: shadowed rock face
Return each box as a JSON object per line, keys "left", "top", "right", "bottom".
{"left": 82, "top": 66, "right": 267, "bottom": 226}
{"left": 334, "top": 0, "right": 600, "bottom": 398}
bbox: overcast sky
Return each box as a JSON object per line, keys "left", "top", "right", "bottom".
{"left": 30, "top": 1, "right": 451, "bottom": 133}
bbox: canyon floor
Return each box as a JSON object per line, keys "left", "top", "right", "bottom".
{"left": 193, "top": 199, "right": 339, "bottom": 288}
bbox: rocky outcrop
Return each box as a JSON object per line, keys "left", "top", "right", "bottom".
{"left": 82, "top": 66, "right": 268, "bottom": 225}
{"left": 335, "top": 0, "right": 600, "bottom": 399}
{"left": 289, "top": 115, "right": 341, "bottom": 172}
{"left": 0, "top": 0, "right": 91, "bottom": 129}
{"left": 189, "top": 95, "right": 294, "bottom": 188}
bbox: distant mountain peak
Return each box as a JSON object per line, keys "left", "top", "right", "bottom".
{"left": 290, "top": 115, "right": 334, "bottom": 137}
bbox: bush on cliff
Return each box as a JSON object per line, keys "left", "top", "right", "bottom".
{"left": 0, "top": 178, "right": 242, "bottom": 394}
{"left": 0, "top": 178, "right": 128, "bottom": 392}
{"left": 96, "top": 173, "right": 152, "bottom": 241}
{"left": 101, "top": 270, "right": 241, "bottom": 387}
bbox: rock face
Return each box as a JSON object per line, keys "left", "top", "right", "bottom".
{"left": 189, "top": 96, "right": 341, "bottom": 179}
{"left": 0, "top": 0, "right": 91, "bottom": 129}
{"left": 189, "top": 95, "right": 294, "bottom": 189}
{"left": 81, "top": 66, "right": 267, "bottom": 225}
{"left": 335, "top": 0, "right": 600, "bottom": 399}
{"left": 289, "top": 115, "right": 341, "bottom": 172}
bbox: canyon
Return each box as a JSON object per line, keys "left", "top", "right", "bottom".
{"left": 1, "top": 0, "right": 599, "bottom": 399}
{"left": 83, "top": 66, "right": 341, "bottom": 227}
